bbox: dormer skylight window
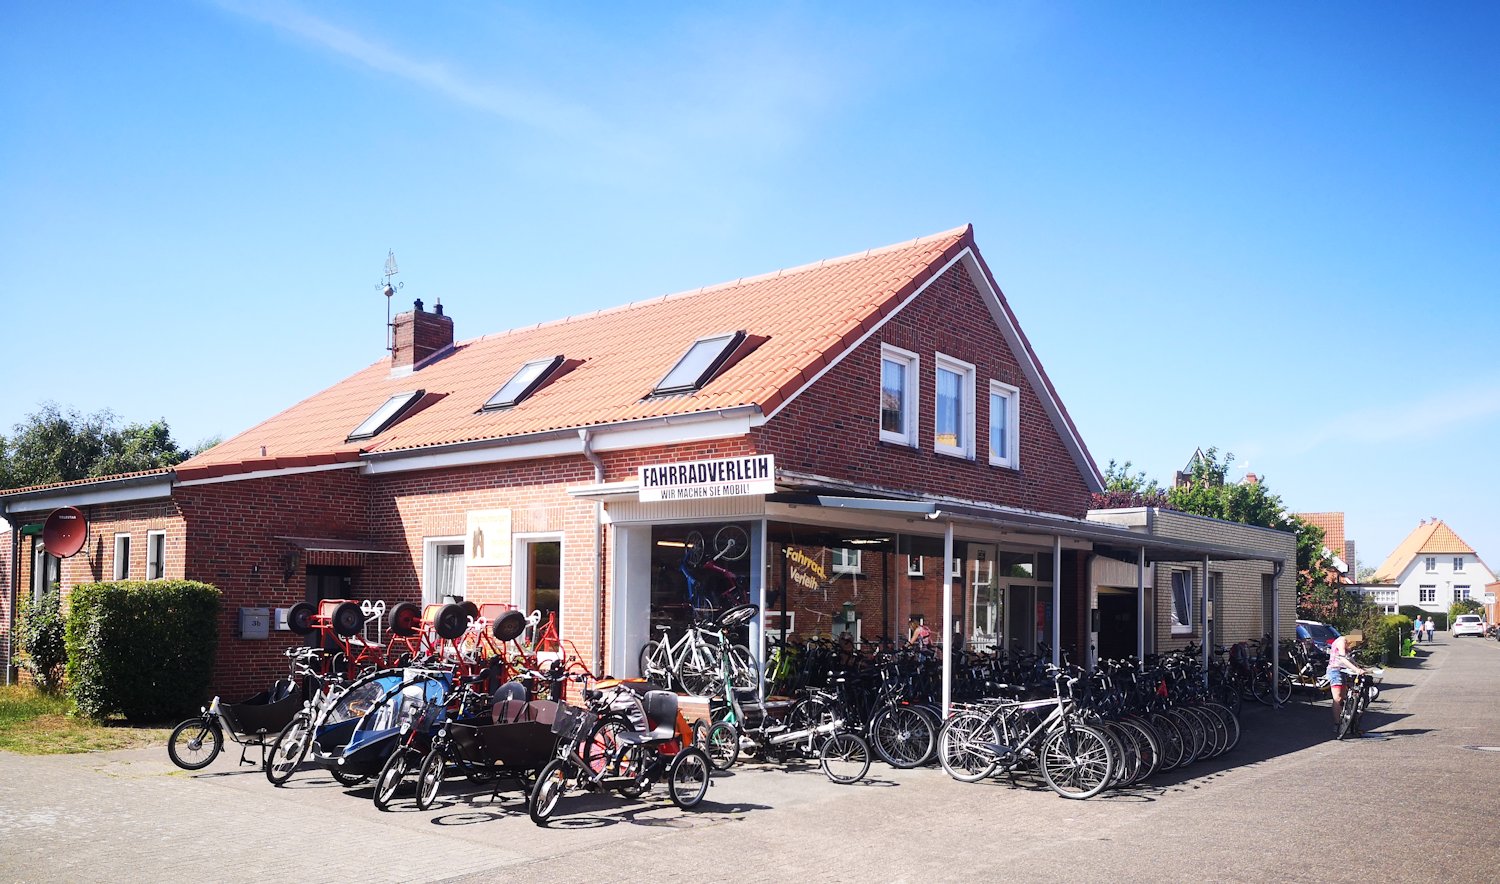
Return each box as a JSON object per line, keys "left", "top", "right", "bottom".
{"left": 347, "top": 390, "right": 424, "bottom": 442}
{"left": 652, "top": 331, "right": 746, "bottom": 396}
{"left": 483, "top": 355, "right": 564, "bottom": 411}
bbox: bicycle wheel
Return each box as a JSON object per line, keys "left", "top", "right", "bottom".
{"left": 167, "top": 717, "right": 223, "bottom": 771}
{"left": 331, "top": 765, "right": 368, "bottom": 787}
{"left": 639, "top": 640, "right": 669, "bottom": 684}
{"left": 728, "top": 644, "right": 759, "bottom": 691}
{"left": 713, "top": 524, "right": 750, "bottom": 561}
{"left": 583, "top": 715, "right": 634, "bottom": 776}
{"left": 416, "top": 747, "right": 445, "bottom": 810}
{"left": 529, "top": 758, "right": 569, "bottom": 825}
{"left": 1117, "top": 717, "right": 1160, "bottom": 784}
{"left": 869, "top": 705, "right": 936, "bottom": 769}
{"left": 1145, "top": 713, "right": 1184, "bottom": 772}
{"left": 1039, "top": 724, "right": 1114, "bottom": 799}
{"left": 1203, "top": 702, "right": 1240, "bottom": 754}
{"left": 936, "top": 711, "right": 1000, "bottom": 783}
{"left": 787, "top": 696, "right": 835, "bottom": 735}
{"left": 1097, "top": 721, "right": 1136, "bottom": 787}
{"left": 1272, "top": 667, "right": 1294, "bottom": 705}
{"left": 668, "top": 747, "right": 712, "bottom": 808}
{"left": 264, "top": 714, "right": 311, "bottom": 785}
{"left": 819, "top": 732, "right": 871, "bottom": 784}
{"left": 1167, "top": 709, "right": 1204, "bottom": 765}
{"left": 705, "top": 722, "right": 740, "bottom": 771}
{"left": 676, "top": 645, "right": 720, "bottom": 697}
{"left": 373, "top": 750, "right": 411, "bottom": 811}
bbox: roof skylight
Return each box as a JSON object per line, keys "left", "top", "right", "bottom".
{"left": 652, "top": 331, "right": 746, "bottom": 396}
{"left": 483, "top": 355, "right": 564, "bottom": 411}
{"left": 347, "top": 390, "right": 424, "bottom": 442}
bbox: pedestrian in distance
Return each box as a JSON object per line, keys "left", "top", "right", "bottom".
{"left": 1425, "top": 616, "right": 1435, "bottom": 643}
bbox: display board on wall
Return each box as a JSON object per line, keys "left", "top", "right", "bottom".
{"left": 638, "top": 454, "right": 775, "bottom": 502}
{"left": 466, "top": 508, "right": 512, "bottom": 566}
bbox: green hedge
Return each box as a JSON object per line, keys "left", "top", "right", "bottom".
{"left": 65, "top": 581, "right": 221, "bottom": 722}
{"left": 1358, "top": 614, "right": 1406, "bottom": 665}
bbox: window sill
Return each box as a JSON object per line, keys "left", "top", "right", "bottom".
{"left": 934, "top": 448, "right": 974, "bottom": 462}
{"left": 877, "top": 437, "right": 919, "bottom": 450}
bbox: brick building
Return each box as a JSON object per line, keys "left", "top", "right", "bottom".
{"left": 2, "top": 226, "right": 1293, "bottom": 703}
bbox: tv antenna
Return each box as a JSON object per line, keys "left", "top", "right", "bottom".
{"left": 379, "top": 249, "right": 403, "bottom": 352}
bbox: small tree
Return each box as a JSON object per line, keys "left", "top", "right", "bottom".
{"left": 15, "top": 586, "right": 68, "bottom": 692}
{"left": 1449, "top": 598, "right": 1483, "bottom": 621}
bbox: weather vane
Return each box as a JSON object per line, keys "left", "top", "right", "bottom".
{"left": 380, "top": 249, "right": 403, "bottom": 352}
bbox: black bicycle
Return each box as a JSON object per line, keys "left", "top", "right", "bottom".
{"left": 1335, "top": 672, "right": 1373, "bottom": 741}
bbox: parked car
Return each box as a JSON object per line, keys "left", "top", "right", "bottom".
{"left": 1295, "top": 619, "right": 1341, "bottom": 648}
{"left": 1451, "top": 614, "right": 1485, "bottom": 638}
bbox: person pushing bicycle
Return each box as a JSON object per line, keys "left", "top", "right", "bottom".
{"left": 1326, "top": 635, "right": 1365, "bottom": 735}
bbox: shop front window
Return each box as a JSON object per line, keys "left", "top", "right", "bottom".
{"left": 650, "top": 523, "right": 753, "bottom": 640}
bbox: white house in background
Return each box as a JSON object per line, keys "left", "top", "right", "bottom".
{"left": 1363, "top": 519, "right": 1496, "bottom": 620}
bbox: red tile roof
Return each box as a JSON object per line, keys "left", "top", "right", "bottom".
{"left": 0, "top": 468, "right": 175, "bottom": 499}
{"left": 1296, "top": 512, "right": 1346, "bottom": 561}
{"left": 175, "top": 227, "right": 975, "bottom": 480}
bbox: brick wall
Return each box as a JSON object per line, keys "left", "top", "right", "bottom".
{"left": 753, "top": 261, "right": 1093, "bottom": 517}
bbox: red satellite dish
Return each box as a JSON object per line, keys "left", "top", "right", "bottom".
{"left": 41, "top": 506, "right": 89, "bottom": 558}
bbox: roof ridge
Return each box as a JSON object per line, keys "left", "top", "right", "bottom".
{"left": 461, "top": 224, "right": 972, "bottom": 348}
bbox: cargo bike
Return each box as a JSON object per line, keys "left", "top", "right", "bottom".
{"left": 168, "top": 646, "right": 321, "bottom": 771}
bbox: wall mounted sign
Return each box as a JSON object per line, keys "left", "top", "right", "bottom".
{"left": 466, "top": 508, "right": 512, "bottom": 566}
{"left": 785, "top": 547, "right": 828, "bottom": 591}
{"left": 638, "top": 454, "right": 775, "bottom": 503}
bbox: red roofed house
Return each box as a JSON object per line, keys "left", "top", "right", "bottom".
{"left": 1363, "top": 519, "right": 1496, "bottom": 623}
{"left": 2, "top": 226, "right": 1294, "bottom": 701}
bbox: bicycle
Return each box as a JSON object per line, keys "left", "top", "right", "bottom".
{"left": 639, "top": 603, "right": 758, "bottom": 696}
{"left": 936, "top": 668, "right": 1116, "bottom": 799}
{"left": 528, "top": 687, "right": 712, "bottom": 825}
{"left": 1335, "top": 671, "right": 1374, "bottom": 740}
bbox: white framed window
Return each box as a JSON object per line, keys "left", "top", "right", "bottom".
{"left": 113, "top": 534, "right": 132, "bottom": 580}
{"left": 988, "top": 380, "right": 1020, "bottom": 468}
{"left": 831, "top": 548, "right": 862, "bottom": 575}
{"left": 146, "top": 530, "right": 166, "bottom": 580}
{"left": 1419, "top": 585, "right": 1436, "bottom": 603}
{"left": 1425, "top": 557, "right": 1437, "bottom": 572}
{"left": 31, "top": 538, "right": 60, "bottom": 603}
{"left": 933, "top": 353, "right": 976, "bottom": 459}
{"left": 879, "top": 344, "right": 920, "bottom": 446}
{"left": 424, "top": 536, "right": 467, "bottom": 606}
{"left": 1170, "top": 570, "right": 1194, "bottom": 634}
{"left": 907, "top": 554, "right": 924, "bottom": 577}
{"left": 949, "top": 556, "right": 962, "bottom": 578}
{"left": 1455, "top": 586, "right": 1471, "bottom": 602}
{"left": 1454, "top": 557, "right": 1465, "bottom": 572}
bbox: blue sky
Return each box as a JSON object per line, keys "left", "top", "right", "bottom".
{"left": 3, "top": 2, "right": 1497, "bottom": 572}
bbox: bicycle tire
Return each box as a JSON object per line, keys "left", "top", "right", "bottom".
{"left": 167, "top": 717, "right": 223, "bottom": 771}
{"left": 936, "top": 712, "right": 1000, "bottom": 783}
{"left": 331, "top": 764, "right": 368, "bottom": 787}
{"left": 639, "top": 640, "right": 669, "bottom": 685}
{"left": 869, "top": 705, "right": 936, "bottom": 769}
{"left": 675, "top": 643, "right": 720, "bottom": 697}
{"left": 416, "top": 747, "right": 445, "bottom": 810}
{"left": 1203, "top": 702, "right": 1240, "bottom": 754}
{"left": 668, "top": 747, "right": 712, "bottom": 808}
{"left": 529, "top": 758, "right": 569, "bottom": 825}
{"left": 1272, "top": 667, "right": 1294, "bottom": 705}
{"left": 819, "top": 732, "right": 871, "bottom": 784}
{"left": 713, "top": 524, "right": 750, "bottom": 562}
{"left": 705, "top": 722, "right": 740, "bottom": 771}
{"left": 264, "top": 713, "right": 311, "bottom": 785}
{"left": 373, "top": 750, "right": 410, "bottom": 811}
{"left": 728, "top": 644, "right": 759, "bottom": 691}
{"left": 1040, "top": 724, "right": 1114, "bottom": 800}
{"left": 1166, "top": 708, "right": 1204, "bottom": 765}
{"left": 1198, "top": 705, "right": 1229, "bottom": 759}
{"left": 1117, "top": 717, "right": 1160, "bottom": 784}
{"left": 1146, "top": 713, "right": 1184, "bottom": 771}
{"left": 1097, "top": 720, "right": 1136, "bottom": 787}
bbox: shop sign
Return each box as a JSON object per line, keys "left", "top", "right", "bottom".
{"left": 466, "top": 508, "right": 512, "bottom": 566}
{"left": 785, "top": 547, "right": 828, "bottom": 590}
{"left": 638, "top": 454, "right": 775, "bottom": 503}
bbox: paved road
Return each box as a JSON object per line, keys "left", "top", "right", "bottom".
{"left": 4, "top": 637, "right": 1500, "bottom": 883}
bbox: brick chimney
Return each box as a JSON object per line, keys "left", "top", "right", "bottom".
{"left": 391, "top": 298, "right": 453, "bottom": 370}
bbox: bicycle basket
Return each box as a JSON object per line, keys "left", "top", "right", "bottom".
{"left": 550, "top": 704, "right": 596, "bottom": 742}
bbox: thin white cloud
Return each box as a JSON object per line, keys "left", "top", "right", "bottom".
{"left": 213, "top": 0, "right": 604, "bottom": 137}
{"left": 1252, "top": 378, "right": 1500, "bottom": 459}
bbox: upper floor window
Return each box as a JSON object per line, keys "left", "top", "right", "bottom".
{"left": 1424, "top": 556, "right": 1437, "bottom": 572}
{"left": 831, "top": 548, "right": 861, "bottom": 575}
{"left": 147, "top": 530, "right": 166, "bottom": 580}
{"left": 879, "top": 344, "right": 919, "bottom": 446}
{"left": 113, "top": 534, "right": 132, "bottom": 581}
{"left": 988, "top": 380, "right": 1019, "bottom": 468}
{"left": 1453, "top": 557, "right": 1465, "bottom": 572}
{"left": 934, "top": 353, "right": 976, "bottom": 459}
